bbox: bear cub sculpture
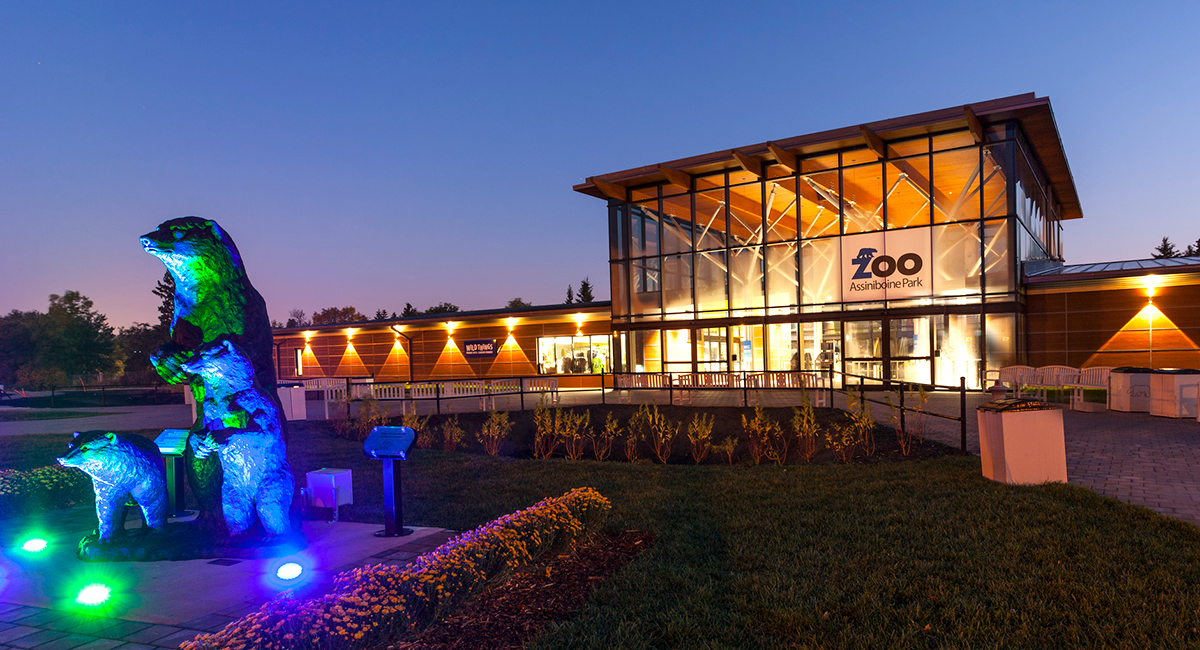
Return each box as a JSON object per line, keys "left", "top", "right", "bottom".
{"left": 181, "top": 339, "right": 294, "bottom": 538}
{"left": 58, "top": 431, "right": 168, "bottom": 543}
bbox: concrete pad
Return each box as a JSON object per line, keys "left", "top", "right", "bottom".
{"left": 0, "top": 513, "right": 448, "bottom": 626}
{"left": 0, "top": 405, "right": 194, "bottom": 437}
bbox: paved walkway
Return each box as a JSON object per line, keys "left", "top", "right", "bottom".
{"left": 0, "top": 405, "right": 195, "bottom": 437}
{"left": 0, "top": 511, "right": 456, "bottom": 650}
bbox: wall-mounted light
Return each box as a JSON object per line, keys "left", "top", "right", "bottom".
{"left": 1142, "top": 275, "right": 1159, "bottom": 302}
{"left": 303, "top": 331, "right": 314, "bottom": 342}
{"left": 506, "top": 317, "right": 518, "bottom": 332}
{"left": 344, "top": 328, "right": 358, "bottom": 340}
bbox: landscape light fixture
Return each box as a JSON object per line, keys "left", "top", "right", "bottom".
{"left": 20, "top": 538, "right": 48, "bottom": 553}
{"left": 75, "top": 583, "right": 111, "bottom": 606}
{"left": 276, "top": 562, "right": 304, "bottom": 581}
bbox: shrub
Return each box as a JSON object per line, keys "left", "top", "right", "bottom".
{"left": 405, "top": 411, "right": 434, "bottom": 450}
{"left": 476, "top": 410, "right": 512, "bottom": 456}
{"left": 624, "top": 403, "right": 652, "bottom": 462}
{"left": 181, "top": 488, "right": 611, "bottom": 650}
{"left": 533, "top": 399, "right": 559, "bottom": 459}
{"left": 792, "top": 392, "right": 820, "bottom": 463}
{"left": 559, "top": 410, "right": 591, "bottom": 461}
{"left": 440, "top": 415, "right": 464, "bottom": 451}
{"left": 846, "top": 392, "right": 875, "bottom": 457}
{"left": 0, "top": 465, "right": 94, "bottom": 519}
{"left": 591, "top": 413, "right": 620, "bottom": 461}
{"left": 709, "top": 437, "right": 738, "bottom": 465}
{"left": 825, "top": 421, "right": 857, "bottom": 463}
{"left": 742, "top": 405, "right": 786, "bottom": 465}
{"left": 687, "top": 413, "right": 714, "bottom": 464}
{"left": 646, "top": 406, "right": 680, "bottom": 464}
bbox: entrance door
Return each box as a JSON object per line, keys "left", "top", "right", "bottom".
{"left": 844, "top": 320, "right": 883, "bottom": 383}
{"left": 698, "top": 327, "right": 727, "bottom": 372}
{"left": 889, "top": 317, "right": 932, "bottom": 385}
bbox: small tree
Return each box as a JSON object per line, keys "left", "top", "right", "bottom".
{"left": 401, "top": 303, "right": 420, "bottom": 317}
{"left": 792, "top": 392, "right": 820, "bottom": 462}
{"left": 592, "top": 413, "right": 621, "bottom": 461}
{"left": 152, "top": 272, "right": 175, "bottom": 332}
{"left": 709, "top": 437, "right": 738, "bottom": 465}
{"left": 425, "top": 302, "right": 461, "bottom": 315}
{"left": 506, "top": 297, "right": 532, "bottom": 309}
{"left": 687, "top": 413, "right": 715, "bottom": 464}
{"left": 1152, "top": 237, "right": 1180, "bottom": 259}
{"left": 477, "top": 410, "right": 512, "bottom": 456}
{"left": 373, "top": 309, "right": 389, "bottom": 321}
{"left": 403, "top": 412, "right": 433, "bottom": 449}
{"left": 577, "top": 277, "right": 595, "bottom": 303}
{"left": 560, "top": 410, "right": 591, "bottom": 461}
{"left": 564, "top": 285, "right": 575, "bottom": 304}
{"left": 533, "top": 398, "right": 559, "bottom": 459}
{"left": 286, "top": 309, "right": 309, "bottom": 328}
{"left": 647, "top": 407, "right": 680, "bottom": 464}
{"left": 440, "top": 415, "right": 464, "bottom": 451}
{"left": 846, "top": 392, "right": 875, "bottom": 457}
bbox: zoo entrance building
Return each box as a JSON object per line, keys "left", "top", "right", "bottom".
{"left": 272, "top": 93, "right": 1200, "bottom": 391}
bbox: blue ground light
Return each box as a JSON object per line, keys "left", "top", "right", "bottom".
{"left": 276, "top": 562, "right": 303, "bottom": 581}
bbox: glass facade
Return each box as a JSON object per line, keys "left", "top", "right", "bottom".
{"left": 607, "top": 121, "right": 1064, "bottom": 388}
{"left": 537, "top": 335, "right": 612, "bottom": 375}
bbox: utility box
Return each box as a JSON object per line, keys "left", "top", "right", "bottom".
{"left": 1109, "top": 367, "right": 1153, "bottom": 413}
{"left": 277, "top": 385, "right": 307, "bottom": 421}
{"left": 977, "top": 399, "right": 1067, "bottom": 485}
{"left": 306, "top": 468, "right": 353, "bottom": 508}
{"left": 1150, "top": 369, "right": 1200, "bottom": 419}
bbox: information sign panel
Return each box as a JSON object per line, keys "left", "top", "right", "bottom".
{"left": 363, "top": 426, "right": 416, "bottom": 460}
{"left": 463, "top": 339, "right": 499, "bottom": 359}
{"left": 155, "top": 428, "right": 190, "bottom": 456}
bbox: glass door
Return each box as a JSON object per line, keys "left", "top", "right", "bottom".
{"left": 889, "top": 317, "right": 932, "bottom": 385}
{"left": 844, "top": 320, "right": 883, "bottom": 384}
{"left": 698, "top": 327, "right": 727, "bottom": 372}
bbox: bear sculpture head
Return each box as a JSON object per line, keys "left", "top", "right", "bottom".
{"left": 181, "top": 339, "right": 257, "bottom": 394}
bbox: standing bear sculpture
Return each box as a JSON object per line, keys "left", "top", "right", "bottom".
{"left": 58, "top": 431, "right": 168, "bottom": 543}
{"left": 181, "top": 339, "right": 295, "bottom": 538}
{"left": 140, "top": 217, "right": 282, "bottom": 537}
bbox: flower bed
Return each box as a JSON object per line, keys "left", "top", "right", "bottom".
{"left": 182, "top": 487, "right": 612, "bottom": 650}
{"left": 0, "top": 464, "right": 94, "bottom": 519}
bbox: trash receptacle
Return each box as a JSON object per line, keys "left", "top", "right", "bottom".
{"left": 1150, "top": 368, "right": 1200, "bottom": 419}
{"left": 976, "top": 399, "right": 1067, "bottom": 485}
{"left": 1109, "top": 367, "right": 1153, "bottom": 413}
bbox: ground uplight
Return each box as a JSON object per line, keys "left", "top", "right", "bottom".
{"left": 75, "top": 583, "right": 112, "bottom": 606}
{"left": 20, "top": 538, "right": 48, "bottom": 553}
{"left": 276, "top": 562, "right": 304, "bottom": 581}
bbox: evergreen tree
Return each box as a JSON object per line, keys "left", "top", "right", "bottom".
{"left": 1186, "top": 238, "right": 1200, "bottom": 257}
{"left": 565, "top": 285, "right": 575, "bottom": 304}
{"left": 374, "top": 309, "right": 389, "bottom": 321}
{"left": 401, "top": 303, "right": 419, "bottom": 317}
{"left": 151, "top": 272, "right": 174, "bottom": 332}
{"left": 577, "top": 277, "right": 595, "bottom": 303}
{"left": 1152, "top": 237, "right": 1180, "bottom": 259}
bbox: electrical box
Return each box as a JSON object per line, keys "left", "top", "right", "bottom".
{"left": 306, "top": 468, "right": 353, "bottom": 508}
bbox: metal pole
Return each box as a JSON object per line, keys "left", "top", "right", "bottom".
{"left": 436, "top": 383, "right": 442, "bottom": 415}
{"left": 520, "top": 378, "right": 525, "bottom": 411}
{"left": 345, "top": 377, "right": 352, "bottom": 419}
{"left": 899, "top": 383, "right": 906, "bottom": 434}
{"left": 743, "top": 371, "right": 748, "bottom": 407}
{"left": 960, "top": 376, "right": 967, "bottom": 452}
{"left": 376, "top": 459, "right": 413, "bottom": 537}
{"left": 601, "top": 371, "right": 606, "bottom": 405}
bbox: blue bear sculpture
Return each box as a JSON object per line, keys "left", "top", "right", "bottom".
{"left": 181, "top": 339, "right": 295, "bottom": 538}
{"left": 58, "top": 431, "right": 168, "bottom": 542}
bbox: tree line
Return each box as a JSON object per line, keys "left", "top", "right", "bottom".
{"left": 1152, "top": 236, "right": 1200, "bottom": 259}
{"left": 278, "top": 276, "right": 599, "bottom": 328}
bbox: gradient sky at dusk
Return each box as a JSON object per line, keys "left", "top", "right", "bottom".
{"left": 2, "top": 1, "right": 1198, "bottom": 328}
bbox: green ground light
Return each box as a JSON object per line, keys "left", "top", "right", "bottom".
{"left": 75, "top": 583, "right": 112, "bottom": 606}
{"left": 20, "top": 538, "right": 48, "bottom": 553}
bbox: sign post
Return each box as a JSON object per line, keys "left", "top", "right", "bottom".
{"left": 154, "top": 428, "right": 190, "bottom": 517}
{"left": 363, "top": 426, "right": 416, "bottom": 537}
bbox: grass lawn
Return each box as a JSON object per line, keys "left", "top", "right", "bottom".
{"left": 0, "top": 410, "right": 123, "bottom": 423}
{"left": 277, "top": 423, "right": 1200, "bottom": 649}
{"left": 6, "top": 417, "right": 1199, "bottom": 648}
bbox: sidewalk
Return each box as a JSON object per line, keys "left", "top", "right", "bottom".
{"left": 0, "top": 405, "right": 195, "bottom": 437}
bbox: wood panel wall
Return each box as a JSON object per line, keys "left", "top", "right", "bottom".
{"left": 274, "top": 319, "right": 613, "bottom": 382}
{"left": 1027, "top": 283, "right": 1200, "bottom": 369}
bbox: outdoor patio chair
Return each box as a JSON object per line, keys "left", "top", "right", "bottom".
{"left": 1024, "top": 365, "right": 1079, "bottom": 401}
{"left": 986, "top": 365, "right": 1035, "bottom": 396}
{"left": 1062, "top": 366, "right": 1113, "bottom": 411}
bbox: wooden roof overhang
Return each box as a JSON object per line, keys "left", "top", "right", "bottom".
{"left": 274, "top": 302, "right": 613, "bottom": 340}
{"left": 574, "top": 93, "right": 1083, "bottom": 221}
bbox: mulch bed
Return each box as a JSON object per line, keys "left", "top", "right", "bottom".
{"left": 387, "top": 530, "right": 654, "bottom": 649}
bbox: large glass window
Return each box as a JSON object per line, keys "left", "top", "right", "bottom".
{"left": 664, "top": 328, "right": 693, "bottom": 374}
{"left": 933, "top": 223, "right": 982, "bottom": 297}
{"left": 801, "top": 321, "right": 842, "bottom": 378}
{"left": 801, "top": 238, "right": 841, "bottom": 307}
{"left": 885, "top": 156, "right": 931, "bottom": 229}
{"left": 768, "top": 322, "right": 799, "bottom": 371}
{"left": 661, "top": 195, "right": 693, "bottom": 254}
{"left": 538, "top": 335, "right": 612, "bottom": 375}
{"left": 728, "top": 182, "right": 763, "bottom": 246}
{"left": 932, "top": 148, "right": 981, "bottom": 223}
{"left": 630, "top": 257, "right": 661, "bottom": 316}
{"left": 631, "top": 204, "right": 660, "bottom": 257}
{"left": 983, "top": 219, "right": 1014, "bottom": 293}
{"left": 695, "top": 190, "right": 728, "bottom": 251}
{"left": 730, "top": 246, "right": 765, "bottom": 316}
{"left": 696, "top": 250, "right": 728, "bottom": 317}
{"left": 985, "top": 313, "right": 1016, "bottom": 372}
{"left": 842, "top": 162, "right": 884, "bottom": 234}
{"left": 765, "top": 178, "right": 798, "bottom": 242}
{"left": 731, "top": 324, "right": 764, "bottom": 372}
{"left": 663, "top": 254, "right": 694, "bottom": 318}
{"left": 845, "top": 320, "right": 883, "bottom": 359}
{"left": 629, "top": 330, "right": 661, "bottom": 373}
{"left": 935, "top": 314, "right": 981, "bottom": 389}
{"left": 766, "top": 243, "right": 798, "bottom": 313}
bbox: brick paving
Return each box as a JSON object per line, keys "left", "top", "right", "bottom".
{"left": 0, "top": 531, "right": 454, "bottom": 649}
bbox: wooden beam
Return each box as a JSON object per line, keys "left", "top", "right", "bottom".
{"left": 859, "top": 125, "right": 887, "bottom": 159}
{"left": 964, "top": 105, "right": 985, "bottom": 143}
{"left": 588, "top": 176, "right": 627, "bottom": 202}
{"left": 657, "top": 164, "right": 692, "bottom": 190}
{"left": 766, "top": 142, "right": 798, "bottom": 172}
{"left": 731, "top": 150, "right": 763, "bottom": 178}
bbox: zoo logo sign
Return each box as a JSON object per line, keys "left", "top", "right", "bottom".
{"left": 848, "top": 247, "right": 925, "bottom": 292}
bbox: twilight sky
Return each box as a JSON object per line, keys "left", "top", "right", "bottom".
{"left": 2, "top": 1, "right": 1198, "bottom": 328}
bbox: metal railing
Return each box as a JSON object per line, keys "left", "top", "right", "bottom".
{"left": 832, "top": 369, "right": 969, "bottom": 452}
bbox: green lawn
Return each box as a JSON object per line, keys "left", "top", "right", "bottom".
{"left": 7, "top": 419, "right": 1199, "bottom": 648}
{"left": 0, "top": 410, "right": 121, "bottom": 423}
{"left": 279, "top": 424, "right": 1200, "bottom": 649}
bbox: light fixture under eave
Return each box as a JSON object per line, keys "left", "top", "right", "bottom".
{"left": 303, "top": 330, "right": 314, "bottom": 342}
{"left": 344, "top": 328, "right": 358, "bottom": 339}
{"left": 506, "top": 317, "right": 518, "bottom": 332}
{"left": 1142, "top": 275, "right": 1159, "bottom": 301}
